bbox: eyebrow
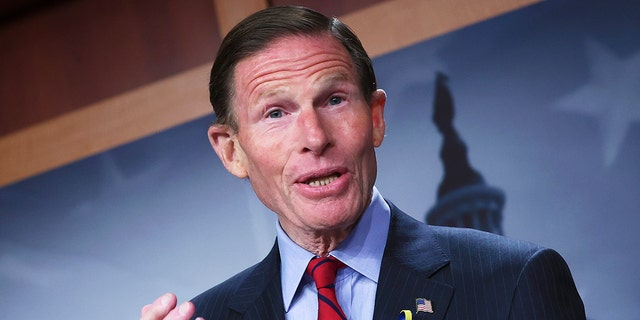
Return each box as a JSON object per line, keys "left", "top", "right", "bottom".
{"left": 310, "top": 72, "right": 359, "bottom": 96}
{"left": 317, "top": 72, "right": 352, "bottom": 87}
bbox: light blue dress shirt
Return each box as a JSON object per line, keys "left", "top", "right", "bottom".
{"left": 276, "top": 186, "right": 391, "bottom": 320}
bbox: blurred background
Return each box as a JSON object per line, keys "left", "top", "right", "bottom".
{"left": 1, "top": 0, "right": 638, "bottom": 319}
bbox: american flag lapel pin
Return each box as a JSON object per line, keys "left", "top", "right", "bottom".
{"left": 415, "top": 298, "right": 434, "bottom": 314}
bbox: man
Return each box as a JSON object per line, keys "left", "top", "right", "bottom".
{"left": 141, "top": 6, "right": 585, "bottom": 320}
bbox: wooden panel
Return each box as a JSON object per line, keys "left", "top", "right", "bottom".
{"left": 0, "top": 64, "right": 212, "bottom": 186}
{"left": 212, "top": 0, "right": 268, "bottom": 36}
{"left": 342, "top": 0, "right": 538, "bottom": 58}
{"left": 0, "top": 0, "right": 540, "bottom": 187}
{"left": 0, "top": 0, "right": 219, "bottom": 136}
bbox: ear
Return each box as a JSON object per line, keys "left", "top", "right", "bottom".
{"left": 370, "top": 89, "right": 387, "bottom": 147}
{"left": 207, "top": 124, "right": 248, "bottom": 179}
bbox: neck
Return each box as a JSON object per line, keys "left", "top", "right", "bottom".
{"left": 280, "top": 222, "right": 357, "bottom": 257}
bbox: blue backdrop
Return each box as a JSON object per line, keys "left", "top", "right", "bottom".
{"left": 1, "top": 1, "right": 638, "bottom": 318}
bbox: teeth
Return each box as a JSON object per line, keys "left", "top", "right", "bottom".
{"left": 307, "top": 174, "right": 339, "bottom": 187}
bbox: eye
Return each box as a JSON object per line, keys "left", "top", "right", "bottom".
{"left": 267, "top": 109, "right": 283, "bottom": 119}
{"left": 328, "top": 96, "right": 344, "bottom": 106}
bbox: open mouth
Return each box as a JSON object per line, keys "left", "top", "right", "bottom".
{"left": 304, "top": 173, "right": 341, "bottom": 187}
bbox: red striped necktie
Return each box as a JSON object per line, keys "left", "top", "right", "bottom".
{"left": 306, "top": 256, "right": 347, "bottom": 320}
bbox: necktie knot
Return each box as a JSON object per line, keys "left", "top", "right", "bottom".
{"left": 306, "top": 256, "right": 345, "bottom": 288}
{"left": 306, "top": 256, "right": 347, "bottom": 320}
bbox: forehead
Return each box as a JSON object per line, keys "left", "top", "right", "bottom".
{"left": 233, "top": 35, "right": 357, "bottom": 98}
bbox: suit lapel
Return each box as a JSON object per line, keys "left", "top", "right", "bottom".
{"left": 223, "top": 204, "right": 454, "bottom": 319}
{"left": 227, "top": 242, "right": 285, "bottom": 320}
{"left": 373, "top": 203, "right": 454, "bottom": 320}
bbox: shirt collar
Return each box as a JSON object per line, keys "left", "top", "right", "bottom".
{"left": 277, "top": 186, "right": 391, "bottom": 311}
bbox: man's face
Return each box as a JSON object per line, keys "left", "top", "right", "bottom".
{"left": 209, "top": 34, "right": 386, "bottom": 240}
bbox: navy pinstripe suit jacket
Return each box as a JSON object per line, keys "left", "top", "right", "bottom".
{"left": 191, "top": 202, "right": 585, "bottom": 319}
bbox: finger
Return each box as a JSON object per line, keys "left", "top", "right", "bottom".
{"left": 141, "top": 304, "right": 152, "bottom": 315}
{"left": 140, "top": 293, "right": 177, "bottom": 320}
{"left": 163, "top": 301, "right": 196, "bottom": 320}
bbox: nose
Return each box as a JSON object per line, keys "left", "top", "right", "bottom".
{"left": 298, "top": 108, "right": 331, "bottom": 155}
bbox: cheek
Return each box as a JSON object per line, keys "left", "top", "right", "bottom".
{"left": 342, "top": 114, "right": 374, "bottom": 149}
{"left": 342, "top": 114, "right": 378, "bottom": 175}
{"left": 243, "top": 139, "right": 287, "bottom": 181}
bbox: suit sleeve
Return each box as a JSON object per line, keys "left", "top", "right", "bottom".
{"left": 508, "top": 248, "right": 586, "bottom": 320}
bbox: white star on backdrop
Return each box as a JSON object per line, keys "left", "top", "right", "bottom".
{"left": 556, "top": 39, "right": 640, "bottom": 167}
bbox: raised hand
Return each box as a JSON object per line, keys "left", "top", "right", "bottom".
{"left": 140, "top": 292, "right": 203, "bottom": 320}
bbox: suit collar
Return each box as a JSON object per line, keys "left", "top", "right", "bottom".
{"left": 227, "top": 241, "right": 285, "bottom": 320}
{"left": 373, "top": 202, "right": 454, "bottom": 319}
{"left": 383, "top": 202, "right": 449, "bottom": 275}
